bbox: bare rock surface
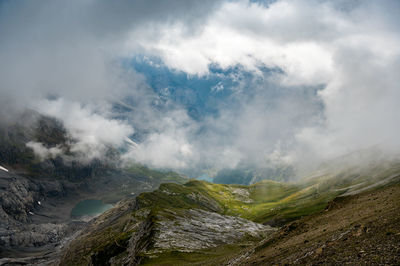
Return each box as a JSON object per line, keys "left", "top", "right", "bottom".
{"left": 151, "top": 209, "right": 274, "bottom": 252}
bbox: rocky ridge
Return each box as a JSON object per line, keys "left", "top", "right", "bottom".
{"left": 60, "top": 182, "right": 276, "bottom": 265}
{"left": 60, "top": 158, "right": 400, "bottom": 265}
{"left": 150, "top": 209, "right": 273, "bottom": 253}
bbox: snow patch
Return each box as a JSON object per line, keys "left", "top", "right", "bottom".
{"left": 0, "top": 165, "right": 8, "bottom": 172}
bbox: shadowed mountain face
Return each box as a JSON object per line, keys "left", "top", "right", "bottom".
{"left": 0, "top": 113, "right": 187, "bottom": 260}
{"left": 0, "top": 112, "right": 115, "bottom": 181}
{"left": 60, "top": 160, "right": 400, "bottom": 265}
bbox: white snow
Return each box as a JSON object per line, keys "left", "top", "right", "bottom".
{"left": 38, "top": 201, "right": 41, "bottom": 205}
{"left": 28, "top": 211, "right": 34, "bottom": 215}
{"left": 0, "top": 165, "right": 8, "bottom": 172}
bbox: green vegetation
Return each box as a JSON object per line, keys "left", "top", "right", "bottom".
{"left": 61, "top": 204, "right": 143, "bottom": 266}
{"left": 213, "top": 164, "right": 295, "bottom": 185}
{"left": 61, "top": 159, "right": 400, "bottom": 265}
{"left": 137, "top": 158, "right": 400, "bottom": 225}
{"left": 125, "top": 164, "right": 188, "bottom": 184}
{"left": 155, "top": 179, "right": 338, "bottom": 225}
{"left": 98, "top": 165, "right": 188, "bottom": 203}
{"left": 140, "top": 242, "right": 249, "bottom": 266}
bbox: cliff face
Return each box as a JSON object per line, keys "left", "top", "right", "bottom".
{"left": 0, "top": 170, "right": 41, "bottom": 223}
{"left": 0, "top": 167, "right": 88, "bottom": 264}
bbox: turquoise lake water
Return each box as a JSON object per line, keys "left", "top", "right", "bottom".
{"left": 71, "top": 199, "right": 113, "bottom": 218}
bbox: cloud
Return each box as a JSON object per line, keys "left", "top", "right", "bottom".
{"left": 295, "top": 32, "right": 400, "bottom": 165}
{"left": 33, "top": 99, "right": 134, "bottom": 161}
{"left": 125, "top": 0, "right": 400, "bottom": 172}
{"left": 1, "top": 0, "right": 400, "bottom": 175}
{"left": 26, "top": 141, "right": 63, "bottom": 160}
{"left": 122, "top": 109, "right": 197, "bottom": 169}
{"left": 0, "top": 0, "right": 221, "bottom": 105}
{"left": 0, "top": 0, "right": 221, "bottom": 163}
{"left": 132, "top": 0, "right": 337, "bottom": 84}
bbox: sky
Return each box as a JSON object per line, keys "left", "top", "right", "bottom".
{"left": 0, "top": 0, "right": 399, "bottom": 178}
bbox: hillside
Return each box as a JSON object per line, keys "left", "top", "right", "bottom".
{"left": 234, "top": 183, "right": 400, "bottom": 265}
{"left": 59, "top": 159, "right": 400, "bottom": 265}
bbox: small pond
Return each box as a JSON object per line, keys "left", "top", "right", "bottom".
{"left": 71, "top": 199, "right": 113, "bottom": 218}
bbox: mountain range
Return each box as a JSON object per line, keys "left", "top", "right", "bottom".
{"left": 0, "top": 113, "right": 399, "bottom": 265}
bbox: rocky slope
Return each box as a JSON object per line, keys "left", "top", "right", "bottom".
{"left": 0, "top": 113, "right": 187, "bottom": 261}
{"left": 232, "top": 183, "right": 400, "bottom": 265}
{"left": 0, "top": 167, "right": 87, "bottom": 259}
{"left": 60, "top": 181, "right": 277, "bottom": 265}
{"left": 59, "top": 157, "right": 400, "bottom": 265}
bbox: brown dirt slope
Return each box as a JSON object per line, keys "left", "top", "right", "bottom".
{"left": 237, "top": 183, "right": 400, "bottom": 265}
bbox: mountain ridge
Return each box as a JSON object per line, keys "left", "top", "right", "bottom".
{"left": 59, "top": 159, "right": 400, "bottom": 265}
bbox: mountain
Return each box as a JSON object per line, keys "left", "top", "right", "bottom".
{"left": 0, "top": 113, "right": 187, "bottom": 261}
{"left": 1, "top": 112, "right": 399, "bottom": 265}
{"left": 59, "top": 158, "right": 400, "bottom": 265}
{"left": 213, "top": 164, "right": 295, "bottom": 185}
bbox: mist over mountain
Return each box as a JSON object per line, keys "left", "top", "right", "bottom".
{"left": 1, "top": 0, "right": 400, "bottom": 265}
{"left": 0, "top": 0, "right": 399, "bottom": 180}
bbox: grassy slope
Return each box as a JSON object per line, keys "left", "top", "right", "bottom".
{"left": 173, "top": 177, "right": 336, "bottom": 224}
{"left": 98, "top": 165, "right": 188, "bottom": 203}
{"left": 60, "top": 200, "right": 144, "bottom": 266}
{"left": 138, "top": 161, "right": 400, "bottom": 265}
{"left": 141, "top": 242, "right": 252, "bottom": 266}
{"left": 124, "top": 164, "right": 188, "bottom": 184}
{"left": 239, "top": 183, "right": 400, "bottom": 265}
{"left": 61, "top": 160, "right": 400, "bottom": 265}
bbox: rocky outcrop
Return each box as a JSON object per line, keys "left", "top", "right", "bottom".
{"left": 60, "top": 183, "right": 276, "bottom": 266}
{"left": 0, "top": 170, "right": 39, "bottom": 223}
{"left": 0, "top": 168, "right": 85, "bottom": 260}
{"left": 1, "top": 223, "right": 67, "bottom": 248}
{"left": 151, "top": 209, "right": 274, "bottom": 253}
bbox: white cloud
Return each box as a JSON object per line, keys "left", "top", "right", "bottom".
{"left": 122, "top": 109, "right": 196, "bottom": 169}
{"left": 1, "top": 0, "right": 400, "bottom": 173}
{"left": 34, "top": 99, "right": 134, "bottom": 161}
{"left": 133, "top": 0, "right": 336, "bottom": 85}
{"left": 129, "top": 0, "right": 400, "bottom": 170}
{"left": 0, "top": 0, "right": 221, "bottom": 164}
{"left": 26, "top": 141, "right": 63, "bottom": 160}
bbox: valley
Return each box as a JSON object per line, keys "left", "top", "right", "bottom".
{"left": 0, "top": 114, "right": 399, "bottom": 265}
{"left": 1, "top": 1, "right": 399, "bottom": 265}
{"left": 59, "top": 159, "right": 400, "bottom": 265}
